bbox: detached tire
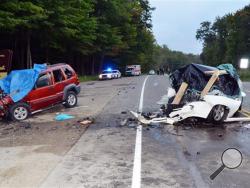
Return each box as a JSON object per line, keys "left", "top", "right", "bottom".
{"left": 208, "top": 105, "right": 228, "bottom": 124}
{"left": 63, "top": 91, "right": 78, "bottom": 108}
{"left": 9, "top": 102, "right": 30, "bottom": 121}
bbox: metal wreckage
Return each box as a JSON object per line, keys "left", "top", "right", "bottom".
{"left": 131, "top": 63, "right": 250, "bottom": 125}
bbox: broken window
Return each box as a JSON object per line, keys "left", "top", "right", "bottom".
{"left": 53, "top": 69, "right": 65, "bottom": 83}
{"left": 36, "top": 73, "right": 51, "bottom": 88}
{"left": 63, "top": 68, "right": 73, "bottom": 79}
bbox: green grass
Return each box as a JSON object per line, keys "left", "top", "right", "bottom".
{"left": 79, "top": 75, "right": 98, "bottom": 82}
{"left": 239, "top": 70, "right": 250, "bottom": 81}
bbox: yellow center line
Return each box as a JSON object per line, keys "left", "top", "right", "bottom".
{"left": 239, "top": 109, "right": 250, "bottom": 117}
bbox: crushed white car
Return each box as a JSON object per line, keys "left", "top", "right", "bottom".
{"left": 132, "top": 63, "right": 249, "bottom": 125}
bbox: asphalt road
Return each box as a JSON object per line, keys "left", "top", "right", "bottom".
{"left": 39, "top": 75, "right": 250, "bottom": 188}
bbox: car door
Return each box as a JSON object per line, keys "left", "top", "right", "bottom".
{"left": 52, "top": 68, "right": 67, "bottom": 102}
{"left": 26, "top": 72, "right": 57, "bottom": 111}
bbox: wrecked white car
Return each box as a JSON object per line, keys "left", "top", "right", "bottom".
{"left": 133, "top": 63, "right": 247, "bottom": 125}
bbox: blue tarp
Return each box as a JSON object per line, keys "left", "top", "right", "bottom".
{"left": 217, "top": 64, "right": 240, "bottom": 80}
{"left": 0, "top": 64, "right": 46, "bottom": 102}
{"left": 55, "top": 114, "right": 75, "bottom": 121}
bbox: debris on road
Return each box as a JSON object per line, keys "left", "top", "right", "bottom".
{"left": 55, "top": 114, "right": 75, "bottom": 121}
{"left": 218, "top": 134, "right": 223, "bottom": 137}
{"left": 77, "top": 117, "right": 94, "bottom": 125}
{"left": 120, "top": 119, "right": 128, "bottom": 126}
{"left": 130, "top": 111, "right": 174, "bottom": 125}
{"left": 244, "top": 124, "right": 250, "bottom": 129}
{"left": 119, "top": 117, "right": 137, "bottom": 128}
{"left": 128, "top": 123, "right": 137, "bottom": 128}
{"left": 79, "top": 119, "right": 93, "bottom": 125}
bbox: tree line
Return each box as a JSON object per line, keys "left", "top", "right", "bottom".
{"left": 153, "top": 45, "right": 201, "bottom": 72}
{"left": 0, "top": 0, "right": 156, "bottom": 75}
{"left": 196, "top": 4, "right": 250, "bottom": 68}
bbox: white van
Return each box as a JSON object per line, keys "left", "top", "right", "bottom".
{"left": 125, "top": 65, "right": 141, "bottom": 76}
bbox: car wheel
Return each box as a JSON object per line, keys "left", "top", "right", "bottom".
{"left": 64, "top": 91, "right": 78, "bottom": 108}
{"left": 208, "top": 105, "right": 228, "bottom": 124}
{"left": 9, "top": 102, "right": 30, "bottom": 121}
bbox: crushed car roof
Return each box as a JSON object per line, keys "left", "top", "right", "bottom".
{"left": 169, "top": 63, "right": 241, "bottom": 97}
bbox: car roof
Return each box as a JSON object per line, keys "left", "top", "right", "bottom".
{"left": 40, "top": 63, "right": 71, "bottom": 74}
{"left": 47, "top": 63, "right": 68, "bottom": 69}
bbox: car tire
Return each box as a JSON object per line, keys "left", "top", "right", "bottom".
{"left": 9, "top": 102, "right": 30, "bottom": 121}
{"left": 208, "top": 105, "right": 229, "bottom": 124}
{"left": 63, "top": 91, "right": 78, "bottom": 108}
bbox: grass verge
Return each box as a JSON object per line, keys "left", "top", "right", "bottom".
{"left": 239, "top": 70, "right": 250, "bottom": 81}
{"left": 79, "top": 75, "right": 98, "bottom": 82}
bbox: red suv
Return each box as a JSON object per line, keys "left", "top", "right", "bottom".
{"left": 0, "top": 63, "right": 81, "bottom": 121}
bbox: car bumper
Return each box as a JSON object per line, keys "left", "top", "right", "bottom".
{"left": 99, "top": 77, "right": 112, "bottom": 80}
{"left": 0, "top": 107, "right": 6, "bottom": 117}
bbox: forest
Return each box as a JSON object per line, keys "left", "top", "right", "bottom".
{"left": 0, "top": 0, "right": 156, "bottom": 74}
{"left": 196, "top": 4, "right": 250, "bottom": 69}
{"left": 0, "top": 0, "right": 201, "bottom": 75}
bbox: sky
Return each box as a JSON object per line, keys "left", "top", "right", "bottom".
{"left": 149, "top": 0, "right": 250, "bottom": 54}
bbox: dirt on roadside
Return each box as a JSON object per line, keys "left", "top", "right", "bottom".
{"left": 0, "top": 119, "right": 91, "bottom": 156}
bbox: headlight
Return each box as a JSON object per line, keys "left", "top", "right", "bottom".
{"left": 107, "top": 74, "right": 111, "bottom": 78}
{"left": 99, "top": 75, "right": 102, "bottom": 79}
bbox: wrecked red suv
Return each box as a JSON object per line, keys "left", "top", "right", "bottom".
{"left": 0, "top": 63, "right": 80, "bottom": 121}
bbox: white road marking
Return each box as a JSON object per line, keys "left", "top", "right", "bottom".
{"left": 132, "top": 76, "right": 149, "bottom": 188}
{"left": 139, "top": 76, "right": 149, "bottom": 113}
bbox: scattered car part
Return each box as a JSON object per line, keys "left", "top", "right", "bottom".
{"left": 130, "top": 111, "right": 174, "bottom": 125}
{"left": 79, "top": 119, "right": 93, "bottom": 125}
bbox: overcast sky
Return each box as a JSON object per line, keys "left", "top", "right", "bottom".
{"left": 149, "top": 0, "right": 250, "bottom": 54}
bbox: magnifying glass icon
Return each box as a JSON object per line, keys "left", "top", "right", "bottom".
{"left": 210, "top": 148, "right": 243, "bottom": 180}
